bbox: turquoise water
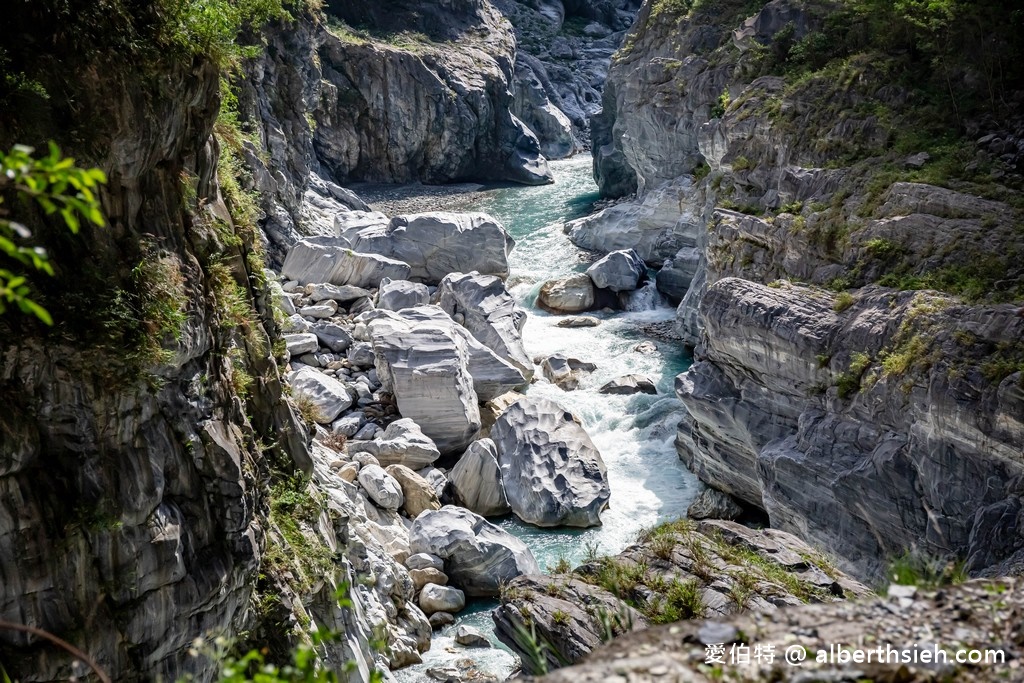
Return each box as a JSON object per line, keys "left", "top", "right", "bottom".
{"left": 394, "top": 156, "right": 698, "bottom": 680}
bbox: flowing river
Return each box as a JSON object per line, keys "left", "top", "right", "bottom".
{"left": 391, "top": 155, "right": 699, "bottom": 680}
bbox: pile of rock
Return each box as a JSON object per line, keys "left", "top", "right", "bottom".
{"left": 537, "top": 248, "right": 647, "bottom": 313}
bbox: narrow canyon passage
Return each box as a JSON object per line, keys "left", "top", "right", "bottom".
{"left": 390, "top": 156, "right": 699, "bottom": 678}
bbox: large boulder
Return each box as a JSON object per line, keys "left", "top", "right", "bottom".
{"left": 365, "top": 307, "right": 526, "bottom": 447}
{"left": 448, "top": 438, "right": 511, "bottom": 517}
{"left": 409, "top": 506, "right": 540, "bottom": 596}
{"left": 377, "top": 278, "right": 430, "bottom": 311}
{"left": 386, "top": 464, "right": 441, "bottom": 519}
{"left": 357, "top": 464, "right": 404, "bottom": 511}
{"left": 585, "top": 249, "right": 646, "bottom": 292}
{"left": 365, "top": 308, "right": 482, "bottom": 453}
{"left": 435, "top": 271, "right": 534, "bottom": 379}
{"left": 341, "top": 212, "right": 516, "bottom": 284}
{"left": 490, "top": 397, "right": 610, "bottom": 527}
{"left": 281, "top": 238, "right": 411, "bottom": 288}
{"left": 311, "top": 322, "right": 353, "bottom": 353}
{"left": 348, "top": 418, "right": 441, "bottom": 469}
{"left": 537, "top": 273, "right": 595, "bottom": 313}
{"left": 288, "top": 366, "right": 353, "bottom": 423}
{"left": 418, "top": 583, "right": 466, "bottom": 615}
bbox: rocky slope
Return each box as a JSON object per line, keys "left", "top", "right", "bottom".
{"left": 493, "top": 517, "right": 869, "bottom": 672}
{"left": 537, "top": 577, "right": 1024, "bottom": 682}
{"left": 581, "top": 0, "right": 1024, "bottom": 580}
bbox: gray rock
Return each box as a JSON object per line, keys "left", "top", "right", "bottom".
{"left": 455, "top": 625, "right": 490, "bottom": 648}
{"left": 281, "top": 314, "right": 314, "bottom": 334}
{"left": 540, "top": 354, "right": 596, "bottom": 391}
{"left": 312, "top": 322, "right": 353, "bottom": 353}
{"left": 352, "top": 422, "right": 378, "bottom": 441}
{"left": 556, "top": 315, "right": 600, "bottom": 328}
{"left": 347, "top": 342, "right": 376, "bottom": 368}
{"left": 348, "top": 418, "right": 441, "bottom": 469}
{"left": 448, "top": 439, "right": 511, "bottom": 517}
{"left": 435, "top": 271, "right": 534, "bottom": 379}
{"left": 377, "top": 278, "right": 430, "bottom": 311}
{"left": 687, "top": 487, "right": 745, "bottom": 521}
{"left": 418, "top": 583, "right": 465, "bottom": 615}
{"left": 598, "top": 374, "right": 657, "bottom": 395}
{"left": 307, "top": 282, "right": 373, "bottom": 303}
{"left": 409, "top": 506, "right": 540, "bottom": 596}
{"left": 586, "top": 249, "right": 646, "bottom": 292}
{"left": 491, "top": 397, "right": 610, "bottom": 528}
{"left": 428, "top": 612, "right": 455, "bottom": 630}
{"left": 333, "top": 209, "right": 388, "bottom": 235}
{"left": 332, "top": 412, "right": 365, "bottom": 437}
{"left": 298, "top": 301, "right": 337, "bottom": 319}
{"left": 284, "top": 332, "right": 319, "bottom": 356}
{"left": 364, "top": 308, "right": 482, "bottom": 453}
{"left": 406, "top": 552, "right": 445, "bottom": 572}
{"left": 357, "top": 464, "right": 404, "bottom": 511}
{"left": 288, "top": 366, "right": 354, "bottom": 423}
{"left": 343, "top": 212, "right": 516, "bottom": 284}
{"left": 281, "top": 238, "right": 411, "bottom": 288}
{"left": 537, "top": 273, "right": 595, "bottom": 313}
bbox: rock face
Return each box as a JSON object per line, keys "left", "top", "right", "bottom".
{"left": 537, "top": 578, "right": 1024, "bottom": 683}
{"left": 537, "top": 273, "right": 596, "bottom": 313}
{"left": 281, "top": 237, "right": 411, "bottom": 287}
{"left": 586, "top": 249, "right": 646, "bottom": 291}
{"left": 315, "top": 1, "right": 553, "bottom": 186}
{"left": 687, "top": 487, "right": 744, "bottom": 521}
{"left": 448, "top": 438, "right": 512, "bottom": 517}
{"left": 490, "top": 397, "right": 610, "bottom": 527}
{"left": 591, "top": 0, "right": 1024, "bottom": 582}
{"left": 435, "top": 271, "right": 534, "bottom": 379}
{"left": 409, "top": 506, "right": 540, "bottom": 596}
{"left": 495, "top": 518, "right": 870, "bottom": 674}
{"left": 342, "top": 213, "right": 517, "bottom": 284}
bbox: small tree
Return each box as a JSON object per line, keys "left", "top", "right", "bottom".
{"left": 0, "top": 142, "right": 106, "bottom": 324}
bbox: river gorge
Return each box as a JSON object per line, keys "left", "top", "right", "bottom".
{"left": 1, "top": 0, "right": 1022, "bottom": 682}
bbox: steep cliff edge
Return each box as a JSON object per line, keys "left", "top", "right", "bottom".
{"left": 0, "top": 4, "right": 430, "bottom": 681}
{"left": 588, "top": 0, "right": 1024, "bottom": 579}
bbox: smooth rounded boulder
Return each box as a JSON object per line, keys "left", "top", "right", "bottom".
{"left": 537, "top": 273, "right": 595, "bottom": 313}
{"left": 348, "top": 418, "right": 441, "bottom": 469}
{"left": 409, "top": 506, "right": 540, "bottom": 596}
{"left": 598, "top": 374, "right": 658, "bottom": 395}
{"left": 357, "top": 464, "right": 404, "bottom": 511}
{"left": 586, "top": 248, "right": 646, "bottom": 292}
{"left": 419, "top": 583, "right": 466, "bottom": 615}
{"left": 377, "top": 277, "right": 430, "bottom": 311}
{"left": 490, "top": 397, "right": 610, "bottom": 528}
{"left": 288, "top": 366, "right": 353, "bottom": 423}
{"left": 385, "top": 464, "right": 441, "bottom": 519}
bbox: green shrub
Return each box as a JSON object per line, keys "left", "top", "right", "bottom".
{"left": 833, "top": 291, "right": 855, "bottom": 312}
{"left": 836, "top": 351, "right": 872, "bottom": 398}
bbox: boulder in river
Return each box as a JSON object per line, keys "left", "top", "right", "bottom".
{"left": 556, "top": 315, "right": 600, "bottom": 328}
{"left": 537, "top": 273, "right": 595, "bottom": 313}
{"left": 448, "top": 438, "right": 511, "bottom": 517}
{"left": 281, "top": 237, "right": 411, "bottom": 288}
{"left": 418, "top": 583, "right": 466, "bottom": 615}
{"left": 540, "top": 354, "right": 597, "bottom": 391}
{"left": 409, "top": 506, "right": 540, "bottom": 596}
{"left": 598, "top": 374, "right": 658, "bottom": 395}
{"left": 491, "top": 397, "right": 610, "bottom": 527}
{"left": 586, "top": 248, "right": 646, "bottom": 292}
